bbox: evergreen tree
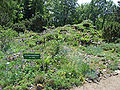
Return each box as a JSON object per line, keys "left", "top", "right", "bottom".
{"left": 23, "top": 0, "right": 44, "bottom": 19}
{"left": 47, "top": 0, "right": 78, "bottom": 26}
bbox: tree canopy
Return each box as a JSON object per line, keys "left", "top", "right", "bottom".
{"left": 0, "top": 0, "right": 119, "bottom": 29}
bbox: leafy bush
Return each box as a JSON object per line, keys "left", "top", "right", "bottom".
{"left": 45, "top": 40, "right": 60, "bottom": 57}
{"left": 102, "top": 22, "right": 120, "bottom": 42}
{"left": 99, "top": 43, "right": 116, "bottom": 51}
{"left": 30, "top": 14, "right": 45, "bottom": 32}
{"left": 0, "top": 12, "right": 11, "bottom": 26}
{"left": 0, "top": 27, "right": 18, "bottom": 52}
{"left": 82, "top": 19, "right": 93, "bottom": 25}
{"left": 85, "top": 46, "right": 104, "bottom": 56}
{"left": 12, "top": 23, "right": 26, "bottom": 33}
{"left": 45, "top": 61, "right": 87, "bottom": 89}
{"left": 45, "top": 33, "right": 58, "bottom": 41}
{"left": 82, "top": 19, "right": 94, "bottom": 28}
{"left": 20, "top": 13, "right": 46, "bottom": 32}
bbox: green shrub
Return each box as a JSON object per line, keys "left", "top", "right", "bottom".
{"left": 115, "top": 38, "right": 120, "bottom": 43}
{"left": 82, "top": 19, "right": 94, "bottom": 28}
{"left": 45, "top": 40, "right": 60, "bottom": 57}
{"left": 29, "top": 13, "right": 46, "bottom": 32}
{"left": 12, "top": 23, "right": 26, "bottom": 33}
{"left": 21, "top": 19, "right": 32, "bottom": 30}
{"left": 16, "top": 85, "right": 28, "bottom": 90}
{"left": 45, "top": 33, "right": 58, "bottom": 41}
{"left": 82, "top": 19, "right": 93, "bottom": 25}
{"left": 107, "top": 63, "right": 118, "bottom": 71}
{"left": 3, "top": 85, "right": 15, "bottom": 90}
{"left": 21, "top": 13, "right": 46, "bottom": 32}
{"left": 102, "top": 22, "right": 120, "bottom": 42}
{"left": 0, "top": 27, "right": 18, "bottom": 52}
{"left": 85, "top": 46, "right": 104, "bottom": 56}
{"left": 45, "top": 62, "right": 86, "bottom": 89}
{"left": 99, "top": 43, "right": 116, "bottom": 51}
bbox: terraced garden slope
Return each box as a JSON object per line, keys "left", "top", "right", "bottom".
{"left": 0, "top": 21, "right": 120, "bottom": 90}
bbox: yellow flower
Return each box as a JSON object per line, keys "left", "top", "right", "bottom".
{"left": 37, "top": 84, "right": 43, "bottom": 87}
{"left": 61, "top": 77, "right": 63, "bottom": 79}
{"left": 61, "top": 72, "right": 63, "bottom": 76}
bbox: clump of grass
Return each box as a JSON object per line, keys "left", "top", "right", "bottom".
{"left": 85, "top": 46, "right": 104, "bottom": 56}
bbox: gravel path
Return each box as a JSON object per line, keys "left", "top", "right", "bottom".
{"left": 72, "top": 74, "right": 120, "bottom": 90}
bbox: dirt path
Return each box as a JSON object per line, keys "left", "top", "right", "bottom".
{"left": 71, "top": 74, "right": 120, "bottom": 90}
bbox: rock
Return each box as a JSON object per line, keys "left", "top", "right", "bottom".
{"left": 85, "top": 78, "right": 92, "bottom": 83}
{"left": 103, "top": 69, "right": 106, "bottom": 72}
{"left": 115, "top": 70, "right": 120, "bottom": 74}
{"left": 103, "top": 74, "right": 111, "bottom": 79}
{"left": 103, "top": 75, "right": 108, "bottom": 79}
{"left": 96, "top": 77, "right": 102, "bottom": 82}
{"left": 92, "top": 79, "right": 99, "bottom": 84}
{"left": 113, "top": 71, "right": 119, "bottom": 76}
{"left": 106, "top": 74, "right": 112, "bottom": 78}
{"left": 118, "top": 63, "right": 120, "bottom": 70}
{"left": 96, "top": 70, "right": 101, "bottom": 77}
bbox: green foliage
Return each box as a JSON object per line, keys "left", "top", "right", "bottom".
{"left": 102, "top": 22, "right": 120, "bottom": 42}
{"left": 2, "top": 85, "right": 15, "bottom": 90}
{"left": 23, "top": 0, "right": 44, "bottom": 19}
{"left": 1, "top": 22, "right": 120, "bottom": 89}
{"left": 45, "top": 40, "right": 60, "bottom": 57}
{"left": 86, "top": 69, "right": 98, "bottom": 80}
{"left": 45, "top": 33, "right": 58, "bottom": 41}
{"left": 0, "top": 27, "right": 18, "bottom": 52}
{"left": 21, "top": 13, "right": 46, "bottom": 32}
{"left": 113, "top": 1, "right": 120, "bottom": 23}
{"left": 0, "top": 0, "right": 18, "bottom": 26}
{"left": 29, "top": 13, "right": 46, "bottom": 32}
{"left": 44, "top": 61, "right": 87, "bottom": 89}
{"left": 99, "top": 43, "right": 116, "bottom": 50}
{"left": 85, "top": 46, "right": 104, "bottom": 56}
{"left": 12, "top": 23, "right": 26, "bottom": 33}
{"left": 108, "top": 63, "right": 118, "bottom": 71}
{"left": 46, "top": 0, "right": 78, "bottom": 26}
{"left": 77, "top": 0, "right": 116, "bottom": 29}
{"left": 82, "top": 19, "right": 93, "bottom": 26}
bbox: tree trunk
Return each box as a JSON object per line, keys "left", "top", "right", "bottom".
{"left": 102, "top": 14, "right": 106, "bottom": 29}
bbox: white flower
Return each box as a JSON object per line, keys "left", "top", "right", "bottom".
{"left": 6, "top": 62, "right": 10, "bottom": 65}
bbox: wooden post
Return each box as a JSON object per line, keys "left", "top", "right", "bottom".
{"left": 43, "top": 37, "right": 46, "bottom": 71}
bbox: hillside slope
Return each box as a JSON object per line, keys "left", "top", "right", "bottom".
{"left": 0, "top": 21, "right": 120, "bottom": 89}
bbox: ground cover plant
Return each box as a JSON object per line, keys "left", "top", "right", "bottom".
{"left": 0, "top": 20, "right": 120, "bottom": 89}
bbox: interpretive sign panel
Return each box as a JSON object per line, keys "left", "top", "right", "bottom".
{"left": 23, "top": 53, "right": 40, "bottom": 59}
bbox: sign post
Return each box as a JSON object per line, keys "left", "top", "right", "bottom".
{"left": 43, "top": 37, "right": 46, "bottom": 71}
